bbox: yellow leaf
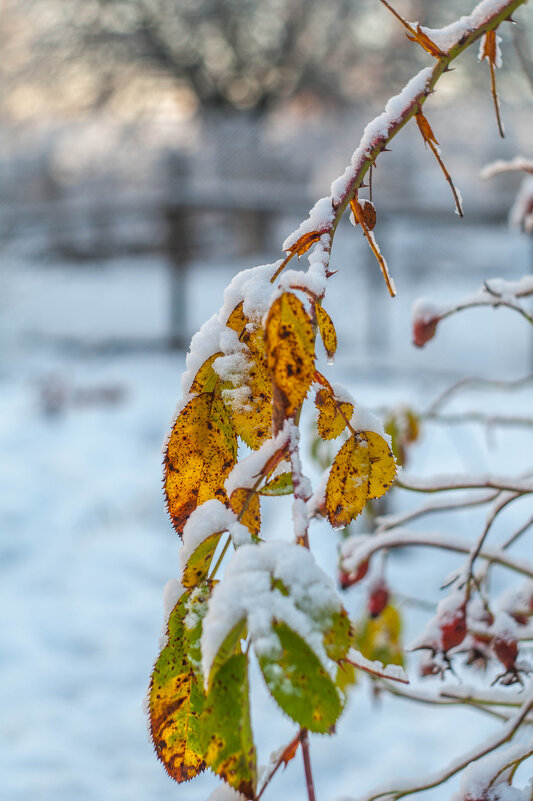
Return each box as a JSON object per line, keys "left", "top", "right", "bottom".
{"left": 316, "top": 304, "right": 337, "bottom": 360}
{"left": 225, "top": 302, "right": 272, "bottom": 449}
{"left": 315, "top": 387, "right": 353, "bottom": 440}
{"left": 190, "top": 353, "right": 224, "bottom": 395}
{"left": 266, "top": 293, "right": 315, "bottom": 430}
{"left": 365, "top": 431, "right": 397, "bottom": 499}
{"left": 326, "top": 432, "right": 396, "bottom": 527}
{"left": 229, "top": 488, "right": 261, "bottom": 537}
{"left": 164, "top": 393, "right": 237, "bottom": 536}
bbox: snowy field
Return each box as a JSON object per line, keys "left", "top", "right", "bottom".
{"left": 1, "top": 217, "right": 532, "bottom": 801}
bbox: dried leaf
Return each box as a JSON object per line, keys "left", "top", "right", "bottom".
{"left": 415, "top": 112, "right": 464, "bottom": 217}
{"left": 350, "top": 199, "right": 396, "bottom": 297}
{"left": 266, "top": 292, "right": 315, "bottom": 430}
{"left": 406, "top": 24, "right": 446, "bottom": 57}
{"left": 326, "top": 431, "right": 396, "bottom": 528}
{"left": 316, "top": 304, "right": 338, "bottom": 360}
{"left": 479, "top": 31, "right": 505, "bottom": 138}
{"left": 164, "top": 393, "right": 237, "bottom": 536}
{"left": 229, "top": 488, "right": 261, "bottom": 537}
{"left": 149, "top": 591, "right": 206, "bottom": 783}
{"left": 285, "top": 231, "right": 323, "bottom": 258}
{"left": 415, "top": 111, "right": 439, "bottom": 146}
{"left": 315, "top": 387, "right": 353, "bottom": 440}
{"left": 200, "top": 653, "right": 257, "bottom": 799}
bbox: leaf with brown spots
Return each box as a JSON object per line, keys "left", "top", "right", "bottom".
{"left": 149, "top": 591, "right": 206, "bottom": 783}
{"left": 326, "top": 431, "right": 396, "bottom": 528}
{"left": 315, "top": 387, "right": 353, "bottom": 440}
{"left": 350, "top": 199, "right": 377, "bottom": 231}
{"left": 189, "top": 353, "right": 224, "bottom": 395}
{"left": 257, "top": 621, "right": 343, "bottom": 733}
{"left": 224, "top": 302, "right": 272, "bottom": 450}
{"left": 316, "top": 304, "right": 337, "bottom": 360}
{"left": 164, "top": 393, "right": 237, "bottom": 536}
{"left": 200, "top": 653, "right": 257, "bottom": 799}
{"left": 266, "top": 292, "right": 315, "bottom": 431}
{"left": 229, "top": 488, "right": 261, "bottom": 537}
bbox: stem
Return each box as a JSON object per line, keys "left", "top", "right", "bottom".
{"left": 489, "top": 59, "right": 505, "bottom": 138}
{"left": 300, "top": 729, "right": 317, "bottom": 801}
{"left": 425, "top": 136, "right": 464, "bottom": 217}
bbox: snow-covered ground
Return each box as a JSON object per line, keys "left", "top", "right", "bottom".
{"left": 1, "top": 218, "right": 532, "bottom": 800}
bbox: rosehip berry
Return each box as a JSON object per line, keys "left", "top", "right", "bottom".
{"left": 367, "top": 581, "right": 389, "bottom": 618}
{"left": 339, "top": 559, "right": 369, "bottom": 589}
{"left": 439, "top": 604, "right": 467, "bottom": 651}
{"left": 493, "top": 636, "right": 518, "bottom": 670}
{"left": 413, "top": 316, "right": 439, "bottom": 348}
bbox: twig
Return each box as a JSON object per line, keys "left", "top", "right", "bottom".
{"left": 376, "top": 490, "right": 500, "bottom": 532}
{"left": 426, "top": 375, "right": 533, "bottom": 415}
{"left": 300, "top": 729, "right": 317, "bottom": 801}
{"left": 396, "top": 475, "right": 533, "bottom": 494}
{"left": 341, "top": 529, "right": 533, "bottom": 580}
{"left": 356, "top": 687, "right": 533, "bottom": 801}
{"left": 502, "top": 512, "right": 533, "bottom": 550}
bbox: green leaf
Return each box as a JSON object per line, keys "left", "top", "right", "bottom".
{"left": 149, "top": 591, "right": 206, "bottom": 783}
{"left": 182, "top": 532, "right": 224, "bottom": 589}
{"left": 259, "top": 472, "right": 294, "bottom": 496}
{"left": 207, "top": 617, "right": 247, "bottom": 687}
{"left": 257, "top": 621, "right": 343, "bottom": 733}
{"left": 201, "top": 653, "right": 257, "bottom": 799}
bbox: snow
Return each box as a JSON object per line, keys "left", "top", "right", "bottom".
{"left": 2, "top": 206, "right": 532, "bottom": 800}
{"left": 332, "top": 68, "right": 434, "bottom": 205}
{"left": 346, "top": 649, "right": 409, "bottom": 684}
{"left": 350, "top": 404, "right": 392, "bottom": 446}
{"left": 481, "top": 157, "right": 533, "bottom": 180}
{"left": 282, "top": 196, "right": 335, "bottom": 252}
{"left": 418, "top": 0, "right": 514, "bottom": 53}
{"left": 201, "top": 541, "right": 343, "bottom": 683}
{"left": 179, "top": 499, "right": 248, "bottom": 576}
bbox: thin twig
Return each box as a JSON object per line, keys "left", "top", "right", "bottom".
{"left": 300, "top": 729, "right": 317, "bottom": 801}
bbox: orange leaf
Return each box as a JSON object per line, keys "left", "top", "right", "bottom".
{"left": 415, "top": 111, "right": 439, "bottom": 147}
{"left": 285, "top": 231, "right": 322, "bottom": 258}
{"left": 406, "top": 25, "right": 446, "bottom": 58}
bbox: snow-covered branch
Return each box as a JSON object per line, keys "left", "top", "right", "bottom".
{"left": 349, "top": 686, "right": 533, "bottom": 801}
{"left": 413, "top": 276, "right": 533, "bottom": 347}
{"left": 340, "top": 529, "right": 533, "bottom": 581}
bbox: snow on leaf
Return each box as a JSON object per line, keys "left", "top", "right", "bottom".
{"left": 266, "top": 292, "right": 315, "bottom": 431}
{"left": 316, "top": 304, "right": 338, "bottom": 360}
{"left": 229, "top": 488, "right": 261, "bottom": 538}
{"left": 149, "top": 591, "right": 206, "bottom": 784}
{"left": 315, "top": 386, "right": 354, "bottom": 441}
{"left": 164, "top": 394, "right": 237, "bottom": 537}
{"left": 257, "top": 621, "right": 343, "bottom": 734}
{"left": 326, "top": 432, "right": 396, "bottom": 528}
{"left": 200, "top": 653, "right": 257, "bottom": 799}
